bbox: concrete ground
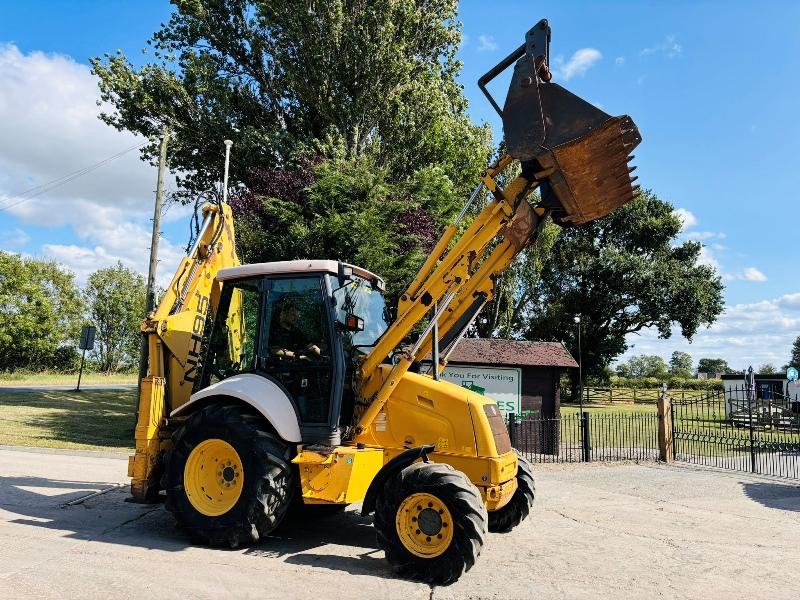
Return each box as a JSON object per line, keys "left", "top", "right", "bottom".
{"left": 1, "top": 446, "right": 799, "bottom": 600}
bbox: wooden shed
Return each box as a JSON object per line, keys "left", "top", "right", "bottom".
{"left": 436, "top": 339, "right": 578, "bottom": 418}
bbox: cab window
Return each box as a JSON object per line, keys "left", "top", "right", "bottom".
{"left": 203, "top": 279, "right": 261, "bottom": 384}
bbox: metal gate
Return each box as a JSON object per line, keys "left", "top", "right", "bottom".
{"left": 508, "top": 412, "right": 659, "bottom": 463}
{"left": 671, "top": 386, "right": 800, "bottom": 478}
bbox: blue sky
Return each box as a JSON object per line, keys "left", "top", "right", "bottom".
{"left": 1, "top": 1, "right": 798, "bottom": 370}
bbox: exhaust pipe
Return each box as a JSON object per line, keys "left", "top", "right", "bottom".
{"left": 479, "top": 19, "right": 642, "bottom": 226}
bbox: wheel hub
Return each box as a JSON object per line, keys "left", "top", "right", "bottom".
{"left": 418, "top": 508, "right": 443, "bottom": 536}
{"left": 184, "top": 438, "right": 244, "bottom": 517}
{"left": 395, "top": 492, "right": 453, "bottom": 558}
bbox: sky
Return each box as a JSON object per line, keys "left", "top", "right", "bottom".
{"left": 0, "top": 1, "right": 798, "bottom": 372}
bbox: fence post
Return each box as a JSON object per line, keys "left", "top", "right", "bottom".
{"left": 508, "top": 412, "right": 517, "bottom": 449}
{"left": 657, "top": 384, "right": 673, "bottom": 463}
{"left": 581, "top": 411, "right": 591, "bottom": 462}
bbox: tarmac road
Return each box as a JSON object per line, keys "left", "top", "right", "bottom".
{"left": 1, "top": 445, "right": 799, "bottom": 599}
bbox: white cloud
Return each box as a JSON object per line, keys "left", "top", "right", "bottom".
{"left": 778, "top": 293, "right": 800, "bottom": 311}
{"left": 0, "top": 227, "right": 29, "bottom": 247}
{"left": 672, "top": 207, "right": 697, "bottom": 230}
{"left": 743, "top": 267, "right": 767, "bottom": 281}
{"left": 671, "top": 208, "right": 766, "bottom": 284}
{"left": 618, "top": 291, "right": 800, "bottom": 370}
{"left": 0, "top": 43, "right": 183, "bottom": 287}
{"left": 697, "top": 245, "right": 721, "bottom": 270}
{"left": 615, "top": 56, "right": 625, "bottom": 65}
{"left": 641, "top": 35, "right": 682, "bottom": 59}
{"left": 555, "top": 48, "right": 602, "bottom": 81}
{"left": 724, "top": 267, "right": 768, "bottom": 282}
{"left": 683, "top": 230, "right": 726, "bottom": 241}
{"left": 477, "top": 34, "right": 498, "bottom": 52}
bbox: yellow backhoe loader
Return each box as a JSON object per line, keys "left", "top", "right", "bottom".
{"left": 129, "top": 19, "right": 641, "bottom": 584}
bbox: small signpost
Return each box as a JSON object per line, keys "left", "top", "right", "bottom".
{"left": 787, "top": 366, "right": 799, "bottom": 382}
{"left": 76, "top": 325, "right": 96, "bottom": 392}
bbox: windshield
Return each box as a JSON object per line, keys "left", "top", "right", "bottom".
{"left": 330, "top": 274, "right": 390, "bottom": 351}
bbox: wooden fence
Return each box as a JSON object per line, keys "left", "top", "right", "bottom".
{"left": 563, "top": 386, "right": 717, "bottom": 404}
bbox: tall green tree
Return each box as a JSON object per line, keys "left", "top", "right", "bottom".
{"left": 758, "top": 362, "right": 777, "bottom": 375}
{"left": 669, "top": 351, "right": 693, "bottom": 378}
{"left": 0, "top": 251, "right": 83, "bottom": 371}
{"left": 84, "top": 263, "right": 147, "bottom": 373}
{"left": 616, "top": 355, "right": 669, "bottom": 379}
{"left": 233, "top": 159, "right": 462, "bottom": 299}
{"left": 697, "top": 358, "right": 730, "bottom": 374}
{"left": 91, "top": 0, "right": 491, "bottom": 200}
{"left": 524, "top": 190, "right": 724, "bottom": 392}
{"left": 789, "top": 336, "right": 800, "bottom": 368}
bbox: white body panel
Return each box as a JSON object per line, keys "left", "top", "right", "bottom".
{"left": 172, "top": 373, "right": 301, "bottom": 442}
{"left": 217, "top": 259, "right": 379, "bottom": 283}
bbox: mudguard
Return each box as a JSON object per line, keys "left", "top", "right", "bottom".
{"left": 171, "top": 373, "right": 301, "bottom": 442}
{"left": 361, "top": 444, "right": 435, "bottom": 516}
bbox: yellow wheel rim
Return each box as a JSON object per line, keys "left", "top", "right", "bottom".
{"left": 184, "top": 438, "right": 244, "bottom": 517}
{"left": 395, "top": 492, "right": 453, "bottom": 558}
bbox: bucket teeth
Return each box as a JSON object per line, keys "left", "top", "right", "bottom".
{"left": 503, "top": 80, "right": 642, "bottom": 226}
{"left": 486, "top": 19, "right": 643, "bottom": 227}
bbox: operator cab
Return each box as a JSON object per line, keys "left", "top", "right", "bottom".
{"left": 197, "top": 260, "right": 389, "bottom": 444}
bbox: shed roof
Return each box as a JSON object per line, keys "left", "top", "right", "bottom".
{"left": 437, "top": 338, "right": 578, "bottom": 369}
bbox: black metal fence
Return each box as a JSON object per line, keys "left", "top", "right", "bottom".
{"left": 508, "top": 412, "right": 659, "bottom": 463}
{"left": 672, "top": 386, "right": 800, "bottom": 479}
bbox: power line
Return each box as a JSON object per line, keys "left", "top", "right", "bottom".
{"left": 0, "top": 140, "right": 149, "bottom": 213}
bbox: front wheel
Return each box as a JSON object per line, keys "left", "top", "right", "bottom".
{"left": 374, "top": 462, "right": 487, "bottom": 585}
{"left": 488, "top": 451, "right": 535, "bottom": 533}
{"left": 163, "top": 404, "right": 294, "bottom": 548}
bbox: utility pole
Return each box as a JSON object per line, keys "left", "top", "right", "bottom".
{"left": 136, "top": 125, "right": 169, "bottom": 416}
{"left": 145, "top": 124, "right": 170, "bottom": 313}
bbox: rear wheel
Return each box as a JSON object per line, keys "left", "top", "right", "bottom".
{"left": 374, "top": 462, "right": 487, "bottom": 585}
{"left": 163, "top": 404, "right": 294, "bottom": 548}
{"left": 488, "top": 451, "right": 535, "bottom": 533}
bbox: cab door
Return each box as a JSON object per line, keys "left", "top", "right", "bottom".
{"left": 258, "top": 276, "right": 341, "bottom": 443}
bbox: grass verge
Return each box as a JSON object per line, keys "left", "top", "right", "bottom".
{"left": 0, "top": 388, "right": 135, "bottom": 451}
{"left": 0, "top": 372, "right": 137, "bottom": 387}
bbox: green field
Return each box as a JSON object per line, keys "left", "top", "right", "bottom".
{"left": 0, "top": 371, "right": 137, "bottom": 387}
{"left": 0, "top": 388, "right": 135, "bottom": 451}
{"left": 561, "top": 403, "right": 657, "bottom": 416}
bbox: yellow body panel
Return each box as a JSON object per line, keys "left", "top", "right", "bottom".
{"left": 350, "top": 369, "right": 518, "bottom": 511}
{"left": 293, "top": 446, "right": 384, "bottom": 504}
{"left": 129, "top": 376, "right": 166, "bottom": 499}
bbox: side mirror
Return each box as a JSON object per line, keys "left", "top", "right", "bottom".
{"left": 338, "top": 313, "right": 364, "bottom": 332}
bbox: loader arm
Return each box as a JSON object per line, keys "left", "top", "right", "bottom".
{"left": 129, "top": 202, "right": 239, "bottom": 501}
{"left": 354, "top": 19, "right": 641, "bottom": 436}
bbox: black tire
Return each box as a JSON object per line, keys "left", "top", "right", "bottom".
{"left": 488, "top": 451, "right": 535, "bottom": 533}
{"left": 163, "top": 403, "right": 294, "bottom": 548}
{"left": 374, "top": 462, "right": 487, "bottom": 585}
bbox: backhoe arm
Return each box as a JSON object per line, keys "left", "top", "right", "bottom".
{"left": 129, "top": 202, "right": 239, "bottom": 501}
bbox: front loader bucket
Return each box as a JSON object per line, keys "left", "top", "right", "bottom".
{"left": 479, "top": 19, "right": 642, "bottom": 226}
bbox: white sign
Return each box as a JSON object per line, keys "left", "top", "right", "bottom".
{"left": 439, "top": 365, "right": 522, "bottom": 416}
